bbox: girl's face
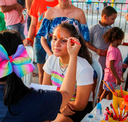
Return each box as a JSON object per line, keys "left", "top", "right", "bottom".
{"left": 117, "top": 39, "right": 123, "bottom": 46}
{"left": 52, "top": 27, "right": 71, "bottom": 57}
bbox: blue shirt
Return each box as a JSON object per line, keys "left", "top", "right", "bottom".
{"left": 37, "top": 17, "right": 90, "bottom": 42}
{"left": 0, "top": 84, "right": 62, "bottom": 122}
{"left": 89, "top": 21, "right": 112, "bottom": 70}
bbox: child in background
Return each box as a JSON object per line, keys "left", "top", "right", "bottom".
{"left": 43, "top": 23, "right": 93, "bottom": 122}
{"left": 100, "top": 27, "right": 124, "bottom": 101}
{"left": 0, "top": 30, "right": 81, "bottom": 121}
{"left": 88, "top": 6, "right": 117, "bottom": 102}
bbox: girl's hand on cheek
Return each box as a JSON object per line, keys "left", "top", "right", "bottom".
{"left": 67, "top": 37, "right": 81, "bottom": 57}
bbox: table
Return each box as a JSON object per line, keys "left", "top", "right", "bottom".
{"left": 81, "top": 99, "right": 113, "bottom": 122}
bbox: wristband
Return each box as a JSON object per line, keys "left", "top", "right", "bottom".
{"left": 23, "top": 38, "right": 33, "bottom": 45}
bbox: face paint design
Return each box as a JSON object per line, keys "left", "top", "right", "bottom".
{"left": 57, "top": 30, "right": 61, "bottom": 39}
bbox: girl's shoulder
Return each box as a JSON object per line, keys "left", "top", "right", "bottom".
{"left": 74, "top": 6, "right": 85, "bottom": 15}
{"left": 47, "top": 55, "right": 58, "bottom": 61}
{"left": 47, "top": 55, "right": 59, "bottom": 65}
{"left": 108, "top": 46, "right": 119, "bottom": 54}
{"left": 108, "top": 46, "right": 118, "bottom": 51}
{"left": 77, "top": 56, "right": 93, "bottom": 69}
{"left": 44, "top": 8, "right": 55, "bottom": 20}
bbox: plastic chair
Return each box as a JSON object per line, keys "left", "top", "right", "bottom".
{"left": 23, "top": 45, "right": 35, "bottom": 87}
{"left": 92, "top": 58, "right": 103, "bottom": 108}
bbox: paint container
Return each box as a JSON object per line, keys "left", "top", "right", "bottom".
{"left": 96, "top": 103, "right": 102, "bottom": 115}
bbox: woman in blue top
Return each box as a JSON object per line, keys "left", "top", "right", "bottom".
{"left": 37, "top": 0, "right": 90, "bottom": 57}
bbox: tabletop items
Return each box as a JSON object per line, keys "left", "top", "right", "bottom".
{"left": 96, "top": 103, "right": 102, "bottom": 115}
{"left": 104, "top": 99, "right": 128, "bottom": 122}
{"left": 120, "top": 95, "right": 128, "bottom": 111}
{"left": 105, "top": 103, "right": 128, "bottom": 121}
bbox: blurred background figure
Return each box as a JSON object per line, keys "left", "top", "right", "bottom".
{"left": 0, "top": 10, "right": 6, "bottom": 31}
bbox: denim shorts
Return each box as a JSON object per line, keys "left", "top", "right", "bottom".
{"left": 34, "top": 35, "right": 51, "bottom": 64}
{"left": 103, "top": 81, "right": 117, "bottom": 91}
{"left": 7, "top": 23, "right": 25, "bottom": 40}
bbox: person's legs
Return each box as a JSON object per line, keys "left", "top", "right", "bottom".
{"left": 100, "top": 81, "right": 110, "bottom": 101}
{"left": 34, "top": 35, "right": 46, "bottom": 84}
{"left": 97, "top": 81, "right": 103, "bottom": 102}
{"left": 100, "top": 90, "right": 109, "bottom": 101}
{"left": 97, "top": 72, "right": 104, "bottom": 103}
{"left": 37, "top": 63, "right": 44, "bottom": 84}
{"left": 107, "top": 92, "right": 112, "bottom": 100}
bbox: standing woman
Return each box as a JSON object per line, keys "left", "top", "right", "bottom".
{"left": 37, "top": 0, "right": 90, "bottom": 57}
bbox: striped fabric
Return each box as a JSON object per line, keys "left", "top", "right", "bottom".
{"left": 51, "top": 71, "right": 76, "bottom": 101}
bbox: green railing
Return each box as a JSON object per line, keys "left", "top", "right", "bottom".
{"left": 72, "top": 1, "right": 128, "bottom": 41}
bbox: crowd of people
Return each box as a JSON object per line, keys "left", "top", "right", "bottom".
{"left": 0, "top": 0, "right": 128, "bottom": 121}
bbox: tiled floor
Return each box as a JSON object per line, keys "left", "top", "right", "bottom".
{"left": 31, "top": 45, "right": 128, "bottom": 91}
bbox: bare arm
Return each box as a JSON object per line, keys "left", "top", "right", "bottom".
{"left": 25, "top": 0, "right": 33, "bottom": 15}
{"left": 23, "top": 16, "right": 37, "bottom": 46}
{"left": 43, "top": 72, "right": 52, "bottom": 85}
{"left": 109, "top": 60, "right": 121, "bottom": 85}
{"left": 78, "top": 8, "right": 86, "bottom": 24}
{"left": 0, "top": 3, "right": 23, "bottom": 13}
{"left": 70, "top": 85, "right": 92, "bottom": 111}
{"left": 125, "top": 13, "right": 128, "bottom": 21}
{"left": 41, "top": 37, "right": 53, "bottom": 56}
{"left": 86, "top": 42, "right": 103, "bottom": 56}
{"left": 40, "top": 9, "right": 53, "bottom": 56}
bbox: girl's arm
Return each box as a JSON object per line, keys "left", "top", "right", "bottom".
{"left": 41, "top": 37, "right": 53, "bottom": 56}
{"left": 109, "top": 60, "right": 121, "bottom": 85}
{"left": 70, "top": 84, "right": 92, "bottom": 111}
{"left": 42, "top": 72, "right": 52, "bottom": 85}
{"left": 40, "top": 9, "right": 53, "bottom": 56}
{"left": 75, "top": 8, "right": 86, "bottom": 24}
{"left": 0, "top": 3, "right": 23, "bottom": 13}
{"left": 60, "top": 84, "right": 92, "bottom": 116}
{"left": 23, "top": 16, "right": 37, "bottom": 46}
{"left": 25, "top": 0, "right": 33, "bottom": 15}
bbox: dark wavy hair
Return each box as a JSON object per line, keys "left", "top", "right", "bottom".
{"left": 0, "top": 30, "right": 32, "bottom": 115}
{"left": 56, "top": 23, "right": 92, "bottom": 64}
{"left": 103, "top": 27, "right": 124, "bottom": 43}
